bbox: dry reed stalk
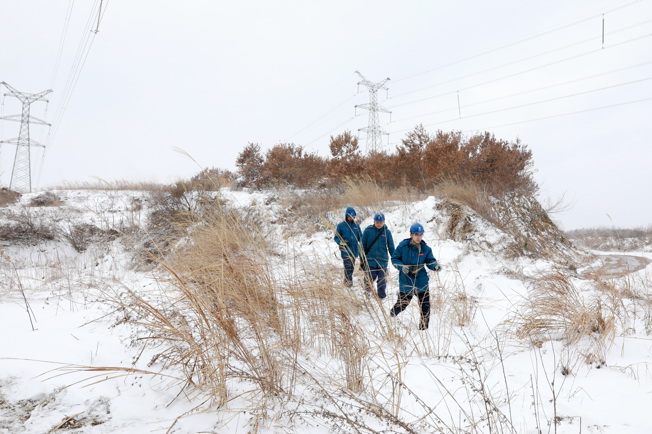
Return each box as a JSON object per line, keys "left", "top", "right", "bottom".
{"left": 436, "top": 180, "right": 496, "bottom": 225}
{"left": 515, "top": 273, "right": 615, "bottom": 346}
{"left": 51, "top": 180, "right": 168, "bottom": 191}
{"left": 276, "top": 177, "right": 422, "bottom": 235}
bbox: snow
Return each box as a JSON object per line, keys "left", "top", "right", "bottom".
{"left": 1, "top": 188, "right": 652, "bottom": 433}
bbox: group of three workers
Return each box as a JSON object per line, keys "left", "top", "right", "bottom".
{"left": 334, "top": 206, "right": 441, "bottom": 330}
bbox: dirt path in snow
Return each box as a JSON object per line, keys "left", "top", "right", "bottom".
{"left": 583, "top": 254, "right": 651, "bottom": 279}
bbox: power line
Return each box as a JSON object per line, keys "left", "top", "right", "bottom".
{"left": 388, "top": 27, "right": 652, "bottom": 111}
{"left": 391, "top": 0, "right": 645, "bottom": 84}
{"left": 266, "top": 74, "right": 354, "bottom": 141}
{"left": 305, "top": 115, "right": 360, "bottom": 147}
{"left": 38, "top": 0, "right": 107, "bottom": 188}
{"left": 388, "top": 75, "right": 652, "bottom": 135}
{"left": 464, "top": 95, "right": 652, "bottom": 132}
{"left": 284, "top": 93, "right": 358, "bottom": 143}
{"left": 382, "top": 95, "right": 652, "bottom": 149}
{"left": 50, "top": 0, "right": 75, "bottom": 90}
{"left": 47, "top": 0, "right": 102, "bottom": 143}
{"left": 391, "top": 17, "right": 652, "bottom": 103}
{"left": 390, "top": 59, "right": 652, "bottom": 125}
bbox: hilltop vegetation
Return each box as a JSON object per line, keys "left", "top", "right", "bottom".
{"left": 234, "top": 125, "right": 537, "bottom": 196}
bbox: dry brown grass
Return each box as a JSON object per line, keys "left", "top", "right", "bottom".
{"left": 276, "top": 177, "right": 424, "bottom": 234}
{"left": 0, "top": 188, "right": 20, "bottom": 207}
{"left": 340, "top": 177, "right": 422, "bottom": 210}
{"left": 115, "top": 199, "right": 375, "bottom": 411}
{"left": 515, "top": 273, "right": 615, "bottom": 346}
{"left": 435, "top": 180, "right": 496, "bottom": 224}
{"left": 49, "top": 180, "right": 169, "bottom": 191}
{"left": 0, "top": 210, "right": 57, "bottom": 244}
{"left": 28, "top": 192, "right": 63, "bottom": 207}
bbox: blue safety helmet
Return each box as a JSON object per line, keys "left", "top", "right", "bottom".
{"left": 345, "top": 206, "right": 356, "bottom": 219}
{"left": 410, "top": 222, "right": 425, "bottom": 234}
{"left": 373, "top": 213, "right": 385, "bottom": 222}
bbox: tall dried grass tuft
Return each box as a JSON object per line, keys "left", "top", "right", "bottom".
{"left": 50, "top": 180, "right": 168, "bottom": 191}
{"left": 275, "top": 177, "right": 423, "bottom": 234}
{"left": 515, "top": 273, "right": 615, "bottom": 346}
{"left": 340, "top": 177, "right": 421, "bottom": 211}
{"left": 167, "top": 207, "right": 286, "bottom": 394}
{"left": 119, "top": 198, "right": 376, "bottom": 412}
{"left": 436, "top": 179, "right": 496, "bottom": 225}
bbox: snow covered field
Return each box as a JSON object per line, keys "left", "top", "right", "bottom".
{"left": 1, "top": 188, "right": 651, "bottom": 433}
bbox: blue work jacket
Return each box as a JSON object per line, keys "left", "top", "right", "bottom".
{"left": 361, "top": 225, "right": 395, "bottom": 268}
{"left": 334, "top": 215, "right": 362, "bottom": 259}
{"left": 391, "top": 238, "right": 439, "bottom": 293}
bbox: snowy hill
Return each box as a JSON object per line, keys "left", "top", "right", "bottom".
{"left": 1, "top": 187, "right": 651, "bottom": 433}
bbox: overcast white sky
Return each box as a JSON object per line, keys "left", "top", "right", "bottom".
{"left": 1, "top": 0, "right": 651, "bottom": 229}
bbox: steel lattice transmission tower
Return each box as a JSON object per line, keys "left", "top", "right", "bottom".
{"left": 354, "top": 71, "right": 391, "bottom": 154}
{"left": 0, "top": 82, "right": 52, "bottom": 193}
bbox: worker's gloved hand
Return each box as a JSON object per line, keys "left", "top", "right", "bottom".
{"left": 401, "top": 266, "right": 410, "bottom": 275}
{"left": 409, "top": 265, "right": 419, "bottom": 275}
{"left": 339, "top": 241, "right": 348, "bottom": 252}
{"left": 433, "top": 264, "right": 442, "bottom": 272}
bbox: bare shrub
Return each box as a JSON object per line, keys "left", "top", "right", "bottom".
{"left": 0, "top": 188, "right": 20, "bottom": 207}
{"left": 566, "top": 226, "right": 652, "bottom": 252}
{"left": 59, "top": 223, "right": 119, "bottom": 252}
{"left": 515, "top": 273, "right": 615, "bottom": 346}
{"left": 0, "top": 211, "right": 56, "bottom": 244}
{"left": 28, "top": 192, "right": 62, "bottom": 207}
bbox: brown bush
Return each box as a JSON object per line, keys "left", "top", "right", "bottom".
{"left": 236, "top": 142, "right": 265, "bottom": 187}
{"left": 461, "top": 132, "right": 536, "bottom": 195}
{"left": 233, "top": 125, "right": 538, "bottom": 197}
{"left": 423, "top": 130, "right": 464, "bottom": 183}
{"left": 328, "top": 130, "right": 364, "bottom": 179}
{"left": 263, "top": 143, "right": 328, "bottom": 187}
{"left": 185, "top": 167, "right": 235, "bottom": 191}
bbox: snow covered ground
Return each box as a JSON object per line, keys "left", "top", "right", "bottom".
{"left": 1, "top": 188, "right": 651, "bottom": 433}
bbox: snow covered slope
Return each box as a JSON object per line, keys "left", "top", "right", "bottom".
{"left": 1, "top": 188, "right": 651, "bottom": 433}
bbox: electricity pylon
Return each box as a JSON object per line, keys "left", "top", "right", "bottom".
{"left": 0, "top": 82, "right": 52, "bottom": 192}
{"left": 354, "top": 71, "right": 391, "bottom": 154}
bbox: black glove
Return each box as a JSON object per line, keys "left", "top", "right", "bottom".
{"left": 433, "top": 264, "right": 442, "bottom": 272}
{"left": 409, "top": 265, "right": 419, "bottom": 275}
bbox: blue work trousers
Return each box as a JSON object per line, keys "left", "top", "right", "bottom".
{"left": 342, "top": 257, "right": 355, "bottom": 287}
{"left": 390, "top": 290, "right": 431, "bottom": 330}
{"left": 364, "top": 266, "right": 388, "bottom": 298}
